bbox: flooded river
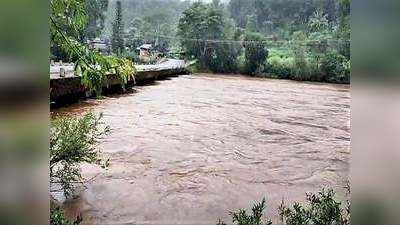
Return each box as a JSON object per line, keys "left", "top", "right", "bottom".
{"left": 52, "top": 74, "right": 350, "bottom": 225}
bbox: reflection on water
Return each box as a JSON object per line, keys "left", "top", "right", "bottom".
{"left": 52, "top": 74, "right": 350, "bottom": 225}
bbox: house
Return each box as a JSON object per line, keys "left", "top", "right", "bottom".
{"left": 136, "top": 44, "right": 153, "bottom": 62}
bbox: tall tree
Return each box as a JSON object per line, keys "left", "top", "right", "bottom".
{"left": 111, "top": 1, "right": 124, "bottom": 55}
{"left": 323, "top": 0, "right": 337, "bottom": 23}
{"left": 178, "top": 2, "right": 239, "bottom": 73}
{"left": 228, "top": 0, "right": 255, "bottom": 28}
{"left": 85, "top": 0, "right": 109, "bottom": 40}
{"left": 300, "top": 0, "right": 318, "bottom": 24}
{"left": 337, "top": 0, "right": 350, "bottom": 59}
{"left": 126, "top": 18, "right": 143, "bottom": 49}
{"left": 245, "top": 14, "right": 258, "bottom": 33}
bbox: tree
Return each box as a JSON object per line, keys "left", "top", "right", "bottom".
{"left": 300, "top": 0, "right": 318, "bottom": 24}
{"left": 245, "top": 14, "right": 258, "bottom": 33}
{"left": 244, "top": 31, "right": 268, "bottom": 75}
{"left": 337, "top": 0, "right": 350, "bottom": 59}
{"left": 308, "top": 11, "right": 330, "bottom": 33}
{"left": 126, "top": 18, "right": 143, "bottom": 50}
{"left": 291, "top": 31, "right": 311, "bottom": 81}
{"left": 50, "top": 0, "right": 135, "bottom": 96}
{"left": 102, "top": 0, "right": 191, "bottom": 51}
{"left": 210, "top": 18, "right": 242, "bottom": 73}
{"left": 228, "top": 0, "right": 255, "bottom": 28}
{"left": 178, "top": 2, "right": 236, "bottom": 72}
{"left": 112, "top": 1, "right": 125, "bottom": 55}
{"left": 323, "top": 0, "right": 337, "bottom": 23}
{"left": 243, "top": 14, "right": 268, "bottom": 75}
{"left": 84, "top": 0, "right": 109, "bottom": 40}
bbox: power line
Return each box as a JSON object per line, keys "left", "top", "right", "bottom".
{"left": 125, "top": 33, "right": 346, "bottom": 45}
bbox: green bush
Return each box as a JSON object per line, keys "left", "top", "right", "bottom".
{"left": 218, "top": 188, "right": 350, "bottom": 225}
{"left": 321, "top": 52, "right": 350, "bottom": 83}
{"left": 50, "top": 112, "right": 109, "bottom": 198}
{"left": 237, "top": 53, "right": 247, "bottom": 74}
{"left": 307, "top": 54, "right": 326, "bottom": 82}
{"left": 50, "top": 208, "right": 76, "bottom": 225}
{"left": 265, "top": 47, "right": 350, "bottom": 84}
{"left": 266, "top": 55, "right": 293, "bottom": 79}
{"left": 279, "top": 189, "right": 350, "bottom": 225}
{"left": 218, "top": 198, "right": 272, "bottom": 225}
{"left": 291, "top": 32, "right": 312, "bottom": 81}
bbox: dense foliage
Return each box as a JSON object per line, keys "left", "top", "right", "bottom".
{"left": 88, "top": 0, "right": 351, "bottom": 83}
{"left": 279, "top": 189, "right": 350, "bottom": 225}
{"left": 103, "top": 0, "right": 191, "bottom": 56}
{"left": 78, "top": 0, "right": 351, "bottom": 84}
{"left": 218, "top": 188, "right": 350, "bottom": 225}
{"left": 174, "top": 0, "right": 350, "bottom": 83}
{"left": 50, "top": 208, "right": 79, "bottom": 225}
{"left": 50, "top": 0, "right": 136, "bottom": 95}
{"left": 177, "top": 2, "right": 241, "bottom": 73}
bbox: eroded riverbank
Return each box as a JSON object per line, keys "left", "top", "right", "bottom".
{"left": 52, "top": 73, "right": 350, "bottom": 225}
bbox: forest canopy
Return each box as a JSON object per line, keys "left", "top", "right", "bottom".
{"left": 51, "top": 0, "right": 350, "bottom": 84}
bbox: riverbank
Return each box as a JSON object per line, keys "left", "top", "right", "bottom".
{"left": 189, "top": 68, "right": 350, "bottom": 85}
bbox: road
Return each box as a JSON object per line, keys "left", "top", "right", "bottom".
{"left": 50, "top": 59, "right": 186, "bottom": 80}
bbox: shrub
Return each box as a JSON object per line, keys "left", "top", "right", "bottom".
{"left": 237, "top": 53, "right": 247, "bottom": 74}
{"left": 50, "top": 112, "right": 109, "bottom": 198}
{"left": 50, "top": 208, "right": 81, "bottom": 225}
{"left": 266, "top": 55, "right": 293, "bottom": 79}
{"left": 218, "top": 188, "right": 350, "bottom": 225}
{"left": 244, "top": 32, "right": 268, "bottom": 75}
{"left": 279, "top": 189, "right": 350, "bottom": 225}
{"left": 209, "top": 42, "right": 241, "bottom": 73}
{"left": 218, "top": 198, "right": 272, "bottom": 225}
{"left": 308, "top": 54, "right": 326, "bottom": 82}
{"left": 291, "top": 32, "right": 312, "bottom": 81}
{"left": 321, "top": 52, "right": 350, "bottom": 83}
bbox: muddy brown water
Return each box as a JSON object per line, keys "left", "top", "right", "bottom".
{"left": 52, "top": 74, "right": 350, "bottom": 225}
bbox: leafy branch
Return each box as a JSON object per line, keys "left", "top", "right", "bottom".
{"left": 50, "top": 0, "right": 136, "bottom": 96}
{"left": 50, "top": 112, "right": 109, "bottom": 198}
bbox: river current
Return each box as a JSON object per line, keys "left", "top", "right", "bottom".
{"left": 52, "top": 74, "right": 350, "bottom": 225}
